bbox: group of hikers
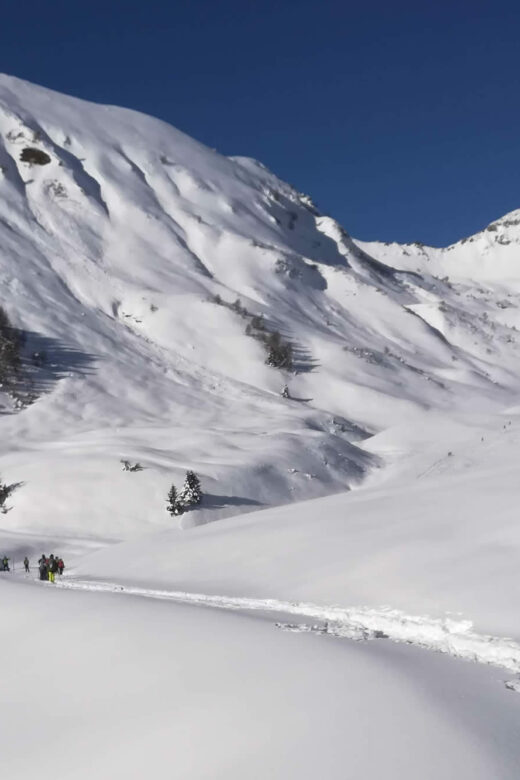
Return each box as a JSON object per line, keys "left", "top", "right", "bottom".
{"left": 38, "top": 554, "right": 65, "bottom": 582}
{"left": 0, "top": 554, "right": 65, "bottom": 582}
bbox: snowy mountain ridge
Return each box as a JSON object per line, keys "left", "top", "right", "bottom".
{"left": 0, "top": 72, "right": 519, "bottom": 540}
{"left": 358, "top": 206, "right": 520, "bottom": 279}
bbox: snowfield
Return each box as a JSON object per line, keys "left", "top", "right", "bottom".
{"left": 4, "top": 577, "right": 520, "bottom": 780}
{"left": 1, "top": 73, "right": 520, "bottom": 778}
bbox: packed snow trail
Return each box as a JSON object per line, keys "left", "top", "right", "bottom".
{"left": 54, "top": 578, "right": 520, "bottom": 677}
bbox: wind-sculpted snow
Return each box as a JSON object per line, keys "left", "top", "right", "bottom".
{"left": 55, "top": 579, "right": 520, "bottom": 680}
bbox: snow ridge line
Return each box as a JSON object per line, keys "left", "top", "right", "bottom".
{"left": 56, "top": 579, "right": 520, "bottom": 675}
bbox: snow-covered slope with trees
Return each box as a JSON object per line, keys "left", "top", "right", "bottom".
{"left": 2, "top": 74, "right": 520, "bottom": 779}
{"left": 1, "top": 73, "right": 520, "bottom": 540}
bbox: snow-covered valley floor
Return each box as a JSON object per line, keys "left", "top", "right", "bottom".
{"left": 4, "top": 417, "right": 520, "bottom": 779}
{"left": 3, "top": 574, "right": 520, "bottom": 780}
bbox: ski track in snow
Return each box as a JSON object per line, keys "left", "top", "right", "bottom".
{"left": 54, "top": 578, "right": 520, "bottom": 684}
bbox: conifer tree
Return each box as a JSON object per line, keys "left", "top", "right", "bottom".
{"left": 0, "top": 305, "right": 22, "bottom": 388}
{"left": 166, "top": 483, "right": 183, "bottom": 516}
{"left": 0, "top": 476, "right": 14, "bottom": 514}
{"left": 262, "top": 330, "right": 293, "bottom": 369}
{"left": 178, "top": 470, "right": 202, "bottom": 508}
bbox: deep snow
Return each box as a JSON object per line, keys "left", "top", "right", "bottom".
{"left": 2, "top": 577, "right": 520, "bottom": 780}
{"left": 1, "top": 73, "right": 520, "bottom": 778}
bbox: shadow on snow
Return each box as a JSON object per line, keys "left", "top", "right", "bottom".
{"left": 8, "top": 330, "right": 97, "bottom": 409}
{"left": 202, "top": 493, "right": 264, "bottom": 510}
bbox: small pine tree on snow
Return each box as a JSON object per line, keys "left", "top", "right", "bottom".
{"left": 178, "top": 470, "right": 202, "bottom": 508}
{"left": 271, "top": 344, "right": 292, "bottom": 368}
{"left": 166, "top": 484, "right": 183, "bottom": 516}
{"left": 0, "top": 476, "right": 15, "bottom": 514}
{"left": 266, "top": 331, "right": 293, "bottom": 369}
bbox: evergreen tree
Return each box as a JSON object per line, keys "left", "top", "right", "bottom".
{"left": 266, "top": 334, "right": 293, "bottom": 369}
{"left": 0, "top": 305, "right": 22, "bottom": 388}
{"left": 262, "top": 330, "right": 293, "bottom": 368}
{"left": 0, "top": 476, "right": 14, "bottom": 514}
{"left": 178, "top": 470, "right": 202, "bottom": 508}
{"left": 166, "top": 483, "right": 183, "bottom": 516}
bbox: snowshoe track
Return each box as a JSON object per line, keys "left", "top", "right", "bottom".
{"left": 55, "top": 578, "right": 520, "bottom": 681}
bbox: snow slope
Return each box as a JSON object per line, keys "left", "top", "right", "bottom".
{"left": 4, "top": 577, "right": 520, "bottom": 780}
{"left": 47, "top": 409, "right": 520, "bottom": 778}
{"left": 357, "top": 209, "right": 520, "bottom": 281}
{"left": 1, "top": 74, "right": 520, "bottom": 539}
{"left": 70, "top": 409, "right": 520, "bottom": 639}
{"left": 2, "top": 74, "right": 520, "bottom": 778}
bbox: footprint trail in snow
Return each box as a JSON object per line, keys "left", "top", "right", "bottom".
{"left": 54, "top": 578, "right": 520, "bottom": 688}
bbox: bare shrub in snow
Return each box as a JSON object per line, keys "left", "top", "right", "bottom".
{"left": 120, "top": 460, "right": 143, "bottom": 473}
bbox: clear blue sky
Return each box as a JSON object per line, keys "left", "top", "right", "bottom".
{"left": 1, "top": 0, "right": 519, "bottom": 245}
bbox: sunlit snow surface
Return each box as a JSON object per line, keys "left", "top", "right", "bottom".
{"left": 1, "top": 74, "right": 520, "bottom": 778}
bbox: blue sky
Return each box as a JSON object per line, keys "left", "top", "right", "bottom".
{"left": 1, "top": 0, "right": 519, "bottom": 245}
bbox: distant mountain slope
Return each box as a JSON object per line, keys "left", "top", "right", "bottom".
{"left": 0, "top": 73, "right": 519, "bottom": 539}
{"left": 357, "top": 208, "right": 520, "bottom": 280}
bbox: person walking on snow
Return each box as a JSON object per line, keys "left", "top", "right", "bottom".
{"left": 23, "top": 556, "right": 30, "bottom": 573}
{"left": 38, "top": 554, "right": 48, "bottom": 582}
{"left": 1, "top": 556, "right": 9, "bottom": 572}
{"left": 48, "top": 554, "right": 58, "bottom": 583}
{"left": 57, "top": 558, "right": 64, "bottom": 576}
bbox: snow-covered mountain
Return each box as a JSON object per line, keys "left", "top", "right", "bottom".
{"left": 3, "top": 74, "right": 520, "bottom": 780}
{"left": 0, "top": 71, "right": 519, "bottom": 543}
